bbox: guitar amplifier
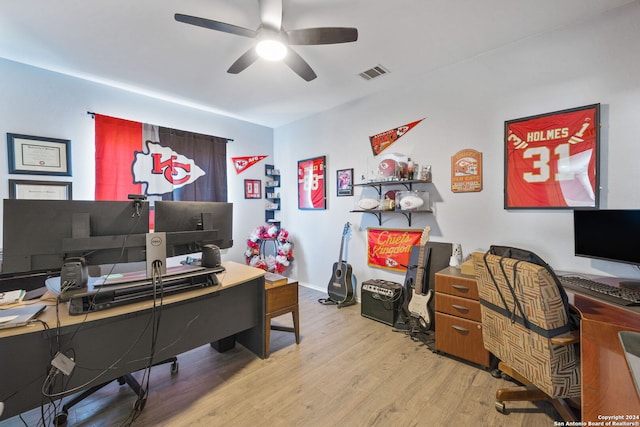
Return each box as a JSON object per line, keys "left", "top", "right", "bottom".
{"left": 361, "top": 279, "right": 403, "bottom": 326}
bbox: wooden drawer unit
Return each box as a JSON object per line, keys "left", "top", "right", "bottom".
{"left": 266, "top": 280, "right": 298, "bottom": 313}
{"left": 434, "top": 267, "right": 490, "bottom": 368}
{"left": 264, "top": 278, "right": 300, "bottom": 358}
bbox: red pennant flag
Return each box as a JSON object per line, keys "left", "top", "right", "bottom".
{"left": 369, "top": 118, "right": 425, "bottom": 156}
{"left": 232, "top": 155, "right": 268, "bottom": 174}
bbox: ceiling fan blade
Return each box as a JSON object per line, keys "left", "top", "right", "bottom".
{"left": 227, "top": 48, "right": 259, "bottom": 74}
{"left": 175, "top": 13, "right": 257, "bottom": 38}
{"left": 283, "top": 48, "right": 317, "bottom": 81}
{"left": 287, "top": 27, "right": 358, "bottom": 45}
{"left": 259, "top": 0, "right": 283, "bottom": 30}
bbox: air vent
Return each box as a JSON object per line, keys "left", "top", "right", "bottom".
{"left": 359, "top": 64, "right": 389, "bottom": 81}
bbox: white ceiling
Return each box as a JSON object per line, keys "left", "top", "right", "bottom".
{"left": 0, "top": 0, "right": 635, "bottom": 128}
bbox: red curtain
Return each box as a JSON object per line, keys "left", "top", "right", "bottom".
{"left": 95, "top": 114, "right": 143, "bottom": 200}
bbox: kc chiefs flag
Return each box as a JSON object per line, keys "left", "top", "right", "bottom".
{"left": 369, "top": 119, "right": 424, "bottom": 156}
{"left": 95, "top": 114, "right": 228, "bottom": 202}
{"left": 367, "top": 228, "right": 422, "bottom": 272}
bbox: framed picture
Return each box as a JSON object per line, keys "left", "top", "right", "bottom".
{"left": 298, "top": 155, "right": 326, "bottom": 210}
{"left": 244, "top": 179, "right": 262, "bottom": 199}
{"left": 9, "top": 179, "right": 72, "bottom": 200}
{"left": 7, "top": 133, "right": 72, "bottom": 176}
{"left": 504, "top": 104, "right": 600, "bottom": 209}
{"left": 336, "top": 168, "right": 354, "bottom": 197}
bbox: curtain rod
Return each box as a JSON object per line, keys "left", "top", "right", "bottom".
{"left": 86, "top": 111, "right": 234, "bottom": 142}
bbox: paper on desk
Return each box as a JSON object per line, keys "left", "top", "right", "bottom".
{"left": 0, "top": 290, "right": 26, "bottom": 306}
{"left": 0, "top": 315, "right": 19, "bottom": 324}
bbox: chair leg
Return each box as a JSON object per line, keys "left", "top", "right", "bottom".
{"left": 53, "top": 356, "right": 178, "bottom": 425}
{"left": 493, "top": 362, "right": 580, "bottom": 422}
{"left": 550, "top": 398, "right": 579, "bottom": 422}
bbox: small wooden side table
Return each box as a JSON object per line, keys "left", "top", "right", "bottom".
{"left": 265, "top": 278, "right": 300, "bottom": 358}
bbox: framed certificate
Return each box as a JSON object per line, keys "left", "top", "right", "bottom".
{"left": 9, "top": 179, "right": 72, "bottom": 200}
{"left": 7, "top": 133, "right": 72, "bottom": 176}
{"left": 504, "top": 104, "right": 600, "bottom": 209}
{"left": 298, "top": 156, "right": 326, "bottom": 210}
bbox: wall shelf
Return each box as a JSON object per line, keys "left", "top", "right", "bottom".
{"left": 265, "top": 164, "right": 280, "bottom": 226}
{"left": 351, "top": 179, "right": 433, "bottom": 226}
{"left": 353, "top": 179, "right": 432, "bottom": 196}
{"left": 349, "top": 209, "right": 432, "bottom": 227}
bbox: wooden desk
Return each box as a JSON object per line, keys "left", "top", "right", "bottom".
{"left": 264, "top": 278, "right": 299, "bottom": 358}
{"left": 0, "top": 261, "right": 266, "bottom": 421}
{"left": 569, "top": 291, "right": 640, "bottom": 421}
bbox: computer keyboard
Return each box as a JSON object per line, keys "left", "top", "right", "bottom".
{"left": 559, "top": 275, "right": 640, "bottom": 307}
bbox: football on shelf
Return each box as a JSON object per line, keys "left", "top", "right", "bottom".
{"left": 358, "top": 198, "right": 379, "bottom": 210}
{"left": 399, "top": 195, "right": 424, "bottom": 210}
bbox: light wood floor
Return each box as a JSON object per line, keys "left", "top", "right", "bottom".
{"left": 3, "top": 286, "right": 561, "bottom": 427}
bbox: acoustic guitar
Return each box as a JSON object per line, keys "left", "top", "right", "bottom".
{"left": 327, "top": 222, "right": 357, "bottom": 305}
{"left": 405, "top": 226, "right": 433, "bottom": 331}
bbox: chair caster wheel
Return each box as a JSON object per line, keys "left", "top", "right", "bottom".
{"left": 490, "top": 368, "right": 502, "bottom": 379}
{"left": 495, "top": 401, "right": 506, "bottom": 414}
{"left": 500, "top": 372, "right": 513, "bottom": 381}
{"left": 171, "top": 361, "right": 179, "bottom": 374}
{"left": 54, "top": 412, "right": 68, "bottom": 426}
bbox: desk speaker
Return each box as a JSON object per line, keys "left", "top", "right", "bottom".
{"left": 361, "top": 279, "right": 403, "bottom": 326}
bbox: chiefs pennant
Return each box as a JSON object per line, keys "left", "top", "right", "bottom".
{"left": 369, "top": 119, "right": 425, "bottom": 156}
{"left": 232, "top": 155, "right": 268, "bottom": 174}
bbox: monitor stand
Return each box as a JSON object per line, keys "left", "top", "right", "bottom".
{"left": 146, "top": 232, "right": 167, "bottom": 278}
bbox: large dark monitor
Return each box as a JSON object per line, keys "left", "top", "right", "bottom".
{"left": 2, "top": 199, "right": 150, "bottom": 274}
{"left": 574, "top": 209, "right": 640, "bottom": 266}
{"left": 153, "top": 201, "right": 233, "bottom": 257}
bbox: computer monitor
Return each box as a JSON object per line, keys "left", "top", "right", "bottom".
{"left": 153, "top": 201, "right": 233, "bottom": 257}
{"left": 573, "top": 209, "right": 640, "bottom": 266}
{"left": 2, "top": 199, "right": 150, "bottom": 274}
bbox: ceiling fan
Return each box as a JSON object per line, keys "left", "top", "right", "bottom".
{"left": 175, "top": 0, "right": 358, "bottom": 81}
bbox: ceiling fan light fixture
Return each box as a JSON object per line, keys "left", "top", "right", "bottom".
{"left": 256, "top": 38, "right": 287, "bottom": 61}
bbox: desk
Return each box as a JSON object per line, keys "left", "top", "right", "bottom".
{"left": 0, "top": 261, "right": 266, "bottom": 421}
{"left": 568, "top": 289, "right": 640, "bottom": 420}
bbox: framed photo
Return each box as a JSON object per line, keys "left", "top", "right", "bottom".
{"left": 9, "top": 179, "right": 72, "bottom": 200}
{"left": 7, "top": 133, "right": 72, "bottom": 176}
{"left": 504, "top": 104, "right": 600, "bottom": 209}
{"left": 298, "top": 155, "right": 326, "bottom": 210}
{"left": 336, "top": 168, "right": 354, "bottom": 197}
{"left": 244, "top": 179, "right": 262, "bottom": 199}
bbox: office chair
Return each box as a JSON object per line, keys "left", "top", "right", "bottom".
{"left": 472, "top": 249, "right": 581, "bottom": 422}
{"left": 53, "top": 357, "right": 178, "bottom": 426}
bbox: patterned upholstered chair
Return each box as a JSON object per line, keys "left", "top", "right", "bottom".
{"left": 472, "top": 249, "right": 581, "bottom": 421}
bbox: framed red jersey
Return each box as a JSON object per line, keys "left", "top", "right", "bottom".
{"left": 504, "top": 104, "right": 600, "bottom": 209}
{"left": 298, "top": 155, "right": 326, "bottom": 210}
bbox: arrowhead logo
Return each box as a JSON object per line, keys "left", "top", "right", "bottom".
{"left": 232, "top": 155, "right": 268, "bottom": 174}
{"left": 133, "top": 141, "right": 205, "bottom": 196}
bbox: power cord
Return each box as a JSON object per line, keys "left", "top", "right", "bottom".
{"left": 122, "top": 259, "right": 164, "bottom": 426}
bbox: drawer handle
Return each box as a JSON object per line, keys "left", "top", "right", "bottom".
{"left": 452, "top": 284, "right": 470, "bottom": 292}
{"left": 451, "top": 304, "right": 469, "bottom": 312}
{"left": 452, "top": 325, "right": 469, "bottom": 333}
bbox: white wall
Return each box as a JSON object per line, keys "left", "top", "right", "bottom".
{"left": 0, "top": 58, "right": 273, "bottom": 264}
{"left": 2, "top": 3, "right": 640, "bottom": 289}
{"left": 275, "top": 2, "right": 640, "bottom": 292}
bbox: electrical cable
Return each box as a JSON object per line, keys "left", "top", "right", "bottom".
{"left": 122, "top": 259, "right": 165, "bottom": 426}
